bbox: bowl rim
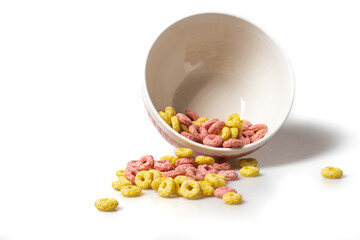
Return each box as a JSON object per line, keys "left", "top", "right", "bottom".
{"left": 143, "top": 12, "right": 295, "bottom": 156}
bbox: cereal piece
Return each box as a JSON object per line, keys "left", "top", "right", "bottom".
{"left": 158, "top": 177, "right": 176, "bottom": 197}
{"left": 151, "top": 177, "right": 165, "bottom": 190}
{"left": 180, "top": 131, "right": 199, "bottom": 142}
{"left": 238, "top": 133, "right": 251, "bottom": 146}
{"left": 175, "top": 157, "right": 196, "bottom": 167}
{"left": 185, "top": 167, "right": 197, "bottom": 180}
{"left": 158, "top": 111, "right": 171, "bottom": 126}
{"left": 208, "top": 120, "right": 225, "bottom": 135}
{"left": 135, "top": 171, "right": 153, "bottom": 189}
{"left": 176, "top": 113, "right": 192, "bottom": 127}
{"left": 161, "top": 169, "right": 185, "bottom": 178}
{"left": 222, "top": 192, "right": 243, "bottom": 204}
{"left": 202, "top": 118, "right": 219, "bottom": 130}
{"left": 195, "top": 156, "right": 215, "bottom": 165}
{"left": 137, "top": 155, "right": 154, "bottom": 171}
{"left": 126, "top": 160, "right": 139, "bottom": 169}
{"left": 154, "top": 160, "right": 173, "bottom": 171}
{"left": 219, "top": 126, "right": 231, "bottom": 141}
{"left": 189, "top": 124, "right": 208, "bottom": 141}
{"left": 249, "top": 124, "right": 268, "bottom": 132}
{"left": 227, "top": 113, "right": 240, "bottom": 122}
{"left": 94, "top": 198, "right": 118, "bottom": 211}
{"left": 242, "top": 120, "right": 253, "bottom": 130}
{"left": 192, "top": 117, "right": 209, "bottom": 126}
{"left": 242, "top": 130, "right": 255, "bottom": 137}
{"left": 213, "top": 160, "right": 232, "bottom": 170}
{"left": 218, "top": 170, "right": 238, "bottom": 181}
{"left": 121, "top": 185, "right": 142, "bottom": 197}
{"left": 204, "top": 173, "right": 226, "bottom": 188}
{"left": 203, "top": 134, "right": 223, "bottom": 147}
{"left": 175, "top": 148, "right": 194, "bottom": 158}
{"left": 195, "top": 170, "right": 205, "bottom": 181}
{"left": 170, "top": 116, "right": 180, "bottom": 132}
{"left": 230, "top": 127, "right": 238, "bottom": 139}
{"left": 198, "top": 164, "right": 218, "bottom": 175}
{"left": 198, "top": 181, "right": 214, "bottom": 196}
{"left": 148, "top": 169, "right": 162, "bottom": 179}
{"left": 180, "top": 123, "right": 190, "bottom": 133}
{"left": 223, "top": 139, "right": 242, "bottom": 148}
{"left": 250, "top": 129, "right": 267, "bottom": 143}
{"left": 185, "top": 110, "right": 200, "bottom": 121}
{"left": 214, "top": 187, "right": 237, "bottom": 198}
{"left": 238, "top": 158, "right": 258, "bottom": 168}
{"left": 239, "top": 166, "right": 260, "bottom": 177}
{"left": 180, "top": 180, "right": 201, "bottom": 200}
{"left": 165, "top": 106, "right": 176, "bottom": 117}
{"left": 174, "top": 175, "right": 189, "bottom": 196}
{"left": 225, "top": 120, "right": 244, "bottom": 131}
{"left": 321, "top": 166, "right": 343, "bottom": 179}
{"left": 175, "top": 164, "right": 196, "bottom": 172}
{"left": 116, "top": 170, "right": 125, "bottom": 177}
{"left": 112, "top": 177, "right": 132, "bottom": 190}
{"left": 124, "top": 167, "right": 138, "bottom": 184}
{"left": 160, "top": 155, "right": 179, "bottom": 166}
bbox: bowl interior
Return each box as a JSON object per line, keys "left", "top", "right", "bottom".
{"left": 145, "top": 13, "right": 294, "bottom": 153}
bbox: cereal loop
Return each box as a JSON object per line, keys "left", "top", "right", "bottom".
{"left": 223, "top": 139, "right": 242, "bottom": 148}
{"left": 116, "top": 170, "right": 125, "bottom": 177}
{"left": 227, "top": 113, "right": 240, "bottom": 122}
{"left": 239, "top": 158, "right": 258, "bottom": 168}
{"left": 160, "top": 155, "right": 179, "bottom": 166}
{"left": 208, "top": 120, "right": 225, "bottom": 135}
{"left": 135, "top": 171, "right": 153, "bottom": 189}
{"left": 180, "top": 123, "right": 190, "bottom": 133}
{"left": 198, "top": 181, "right": 214, "bottom": 196}
{"left": 192, "top": 117, "right": 209, "bottom": 126}
{"left": 195, "top": 156, "right": 215, "bottom": 165}
{"left": 161, "top": 169, "right": 184, "bottom": 178}
{"left": 203, "top": 134, "right": 223, "bottom": 147}
{"left": 175, "top": 148, "right": 194, "bottom": 158}
{"left": 222, "top": 192, "right": 243, "bottom": 204}
{"left": 321, "top": 166, "right": 343, "bottom": 179}
{"left": 189, "top": 124, "right": 208, "bottom": 141}
{"left": 158, "top": 111, "right": 171, "bottom": 126}
{"left": 204, "top": 173, "right": 226, "bottom": 188}
{"left": 137, "top": 155, "right": 154, "bottom": 171}
{"left": 202, "top": 118, "right": 219, "bottom": 130}
{"left": 225, "top": 120, "right": 244, "bottom": 131}
{"left": 219, "top": 126, "right": 231, "bottom": 141}
{"left": 148, "top": 169, "right": 162, "bottom": 179}
{"left": 175, "top": 157, "right": 196, "bottom": 167}
{"left": 174, "top": 176, "right": 189, "bottom": 196}
{"left": 214, "top": 187, "right": 237, "bottom": 198}
{"left": 180, "top": 180, "right": 201, "bottom": 200}
{"left": 151, "top": 177, "right": 165, "bottom": 190}
{"left": 171, "top": 116, "right": 180, "bottom": 132}
{"left": 213, "top": 159, "right": 232, "bottom": 170}
{"left": 230, "top": 127, "right": 238, "bottom": 139}
{"left": 165, "top": 106, "right": 176, "bottom": 117}
{"left": 176, "top": 113, "right": 192, "bottom": 127}
{"left": 185, "top": 110, "right": 200, "bottom": 121}
{"left": 218, "top": 170, "right": 238, "bottom": 181}
{"left": 198, "top": 164, "right": 218, "bottom": 175}
{"left": 121, "top": 185, "right": 142, "bottom": 197}
{"left": 112, "top": 179, "right": 132, "bottom": 190}
{"left": 250, "top": 129, "right": 267, "bottom": 143}
{"left": 94, "top": 198, "right": 118, "bottom": 211}
{"left": 124, "top": 167, "right": 138, "bottom": 184}
{"left": 180, "top": 131, "right": 199, "bottom": 142}
{"left": 154, "top": 160, "right": 173, "bottom": 172}
{"left": 239, "top": 166, "right": 260, "bottom": 177}
{"left": 185, "top": 167, "right": 197, "bottom": 180}
{"left": 158, "top": 177, "right": 176, "bottom": 197}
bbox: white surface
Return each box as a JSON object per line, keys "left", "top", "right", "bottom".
{"left": 0, "top": 1, "right": 359, "bottom": 240}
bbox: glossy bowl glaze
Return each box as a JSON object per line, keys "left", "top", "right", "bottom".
{"left": 143, "top": 13, "right": 295, "bottom": 158}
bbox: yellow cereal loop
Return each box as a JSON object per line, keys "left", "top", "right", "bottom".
{"left": 195, "top": 156, "right": 215, "bottom": 165}
{"left": 222, "top": 192, "right": 243, "bottom": 205}
{"left": 171, "top": 116, "right": 180, "bottom": 132}
{"left": 321, "top": 166, "right": 343, "bottom": 179}
{"left": 230, "top": 127, "right": 238, "bottom": 139}
{"left": 192, "top": 117, "right": 209, "bottom": 126}
{"left": 151, "top": 177, "right": 165, "bottom": 190}
{"left": 239, "top": 158, "right": 258, "bottom": 168}
{"left": 120, "top": 185, "right": 142, "bottom": 197}
{"left": 227, "top": 113, "right": 241, "bottom": 122}
{"left": 219, "top": 127, "right": 231, "bottom": 141}
{"left": 175, "top": 148, "right": 194, "bottom": 158}
{"left": 148, "top": 169, "right": 162, "bottom": 179}
{"left": 198, "top": 181, "right": 214, "bottom": 196}
{"left": 116, "top": 170, "right": 125, "bottom": 177}
{"left": 174, "top": 175, "right": 189, "bottom": 196}
{"left": 180, "top": 123, "right": 190, "bottom": 133}
{"left": 160, "top": 155, "right": 179, "bottom": 166}
{"left": 159, "top": 111, "right": 171, "bottom": 126}
{"left": 112, "top": 179, "right": 132, "bottom": 191}
{"left": 158, "top": 177, "right": 175, "bottom": 198}
{"left": 204, "top": 173, "right": 226, "bottom": 188}
{"left": 135, "top": 171, "right": 153, "bottom": 189}
{"left": 94, "top": 198, "right": 119, "bottom": 211}
{"left": 225, "top": 120, "right": 244, "bottom": 131}
{"left": 165, "top": 106, "right": 176, "bottom": 117}
{"left": 239, "top": 166, "right": 260, "bottom": 177}
{"left": 180, "top": 180, "right": 201, "bottom": 200}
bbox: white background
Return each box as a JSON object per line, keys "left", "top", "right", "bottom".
{"left": 1, "top": 1, "right": 360, "bottom": 240}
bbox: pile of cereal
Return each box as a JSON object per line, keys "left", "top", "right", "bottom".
{"left": 158, "top": 106, "right": 268, "bottom": 148}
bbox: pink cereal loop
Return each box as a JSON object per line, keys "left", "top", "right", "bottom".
{"left": 175, "top": 157, "right": 196, "bottom": 167}
{"left": 197, "top": 164, "right": 218, "bottom": 175}
{"left": 176, "top": 113, "right": 192, "bottom": 127}
{"left": 223, "top": 139, "right": 242, "bottom": 148}
{"left": 124, "top": 167, "right": 138, "bottom": 184}
{"left": 195, "top": 171, "right": 205, "bottom": 181}
{"left": 126, "top": 160, "right": 139, "bottom": 169}
{"left": 175, "top": 164, "right": 196, "bottom": 172}
{"left": 239, "top": 133, "right": 251, "bottom": 146}
{"left": 185, "top": 110, "right": 199, "bottom": 121}
{"left": 189, "top": 124, "right": 208, "bottom": 141}
{"left": 249, "top": 124, "right": 268, "bottom": 132}
{"left": 180, "top": 131, "right": 200, "bottom": 143}
{"left": 242, "top": 130, "right": 255, "bottom": 137}
{"left": 202, "top": 118, "right": 219, "bottom": 130}
{"left": 242, "top": 121, "right": 253, "bottom": 130}
{"left": 250, "top": 129, "right": 267, "bottom": 143}
{"left": 161, "top": 169, "right": 184, "bottom": 178}
{"left": 154, "top": 160, "right": 174, "bottom": 172}
{"left": 214, "top": 187, "right": 237, "bottom": 198}
{"left": 137, "top": 155, "right": 154, "bottom": 171}
{"left": 208, "top": 121, "right": 225, "bottom": 135}
{"left": 203, "top": 134, "right": 223, "bottom": 147}
{"left": 218, "top": 170, "right": 238, "bottom": 181}
{"left": 185, "top": 167, "right": 197, "bottom": 180}
{"left": 213, "top": 160, "right": 232, "bottom": 170}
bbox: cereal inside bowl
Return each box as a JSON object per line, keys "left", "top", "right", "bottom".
{"left": 143, "top": 13, "right": 294, "bottom": 158}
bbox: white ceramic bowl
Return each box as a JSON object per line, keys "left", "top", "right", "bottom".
{"left": 143, "top": 13, "right": 295, "bottom": 158}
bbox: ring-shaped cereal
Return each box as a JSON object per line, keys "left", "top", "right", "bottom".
{"left": 189, "top": 124, "right": 208, "bottom": 141}
{"left": 202, "top": 118, "right": 219, "bottom": 130}
{"left": 239, "top": 166, "right": 260, "bottom": 177}
{"left": 148, "top": 169, "right": 162, "bottom": 179}
{"left": 160, "top": 155, "right": 179, "bottom": 166}
{"left": 180, "top": 123, "right": 190, "bottom": 133}
{"left": 174, "top": 175, "right": 189, "bottom": 196}
{"left": 213, "top": 159, "right": 232, "bottom": 170}
{"left": 208, "top": 120, "right": 225, "bottom": 135}
{"left": 124, "top": 167, "right": 139, "bottom": 184}
{"left": 197, "top": 181, "right": 214, "bottom": 196}
{"left": 94, "top": 198, "right": 118, "bottom": 211}
{"left": 195, "top": 156, "right": 215, "bottom": 165}
{"left": 184, "top": 167, "right": 197, "bottom": 180}
{"left": 239, "top": 158, "right": 258, "bottom": 168}
{"left": 214, "top": 187, "right": 237, "bottom": 198}
{"left": 249, "top": 124, "right": 268, "bottom": 132}
{"left": 158, "top": 111, "right": 171, "bottom": 126}
{"left": 204, "top": 173, "right": 226, "bottom": 188}
{"left": 175, "top": 157, "right": 196, "bottom": 167}
{"left": 250, "top": 129, "right": 267, "bottom": 143}
{"left": 175, "top": 148, "right": 194, "bottom": 158}
{"left": 219, "top": 126, "right": 231, "bottom": 141}
{"left": 192, "top": 117, "right": 209, "bottom": 126}
{"left": 112, "top": 179, "right": 132, "bottom": 190}
{"left": 116, "top": 170, "right": 125, "bottom": 177}
{"left": 321, "top": 166, "right": 343, "bottom": 179}
{"left": 218, "top": 170, "right": 238, "bottom": 181}
{"left": 120, "top": 185, "right": 142, "bottom": 197}
{"left": 227, "top": 113, "right": 241, "bottom": 122}
{"left": 171, "top": 116, "right": 180, "bottom": 132}
{"left": 242, "top": 120, "right": 253, "bottom": 130}
{"left": 230, "top": 127, "right": 238, "bottom": 139}
{"left": 203, "top": 134, "right": 223, "bottom": 147}
{"left": 158, "top": 177, "right": 176, "bottom": 198}
{"left": 223, "top": 139, "right": 242, "bottom": 148}
{"left": 195, "top": 170, "right": 205, "bottom": 181}
{"left": 151, "top": 177, "right": 165, "bottom": 190}
{"left": 222, "top": 192, "right": 243, "bottom": 204}
{"left": 198, "top": 164, "right": 218, "bottom": 175}
{"left": 161, "top": 169, "right": 184, "bottom": 178}
{"left": 135, "top": 171, "right": 153, "bottom": 189}
{"left": 137, "top": 155, "right": 154, "bottom": 171}
{"left": 154, "top": 160, "right": 173, "bottom": 171}
{"left": 180, "top": 131, "right": 200, "bottom": 142}
{"left": 180, "top": 180, "right": 201, "bottom": 200}
{"left": 238, "top": 134, "right": 251, "bottom": 146}
{"left": 225, "top": 120, "right": 244, "bottom": 131}
{"left": 185, "top": 110, "right": 199, "bottom": 121}
{"left": 165, "top": 106, "right": 176, "bottom": 117}
{"left": 176, "top": 113, "right": 193, "bottom": 127}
